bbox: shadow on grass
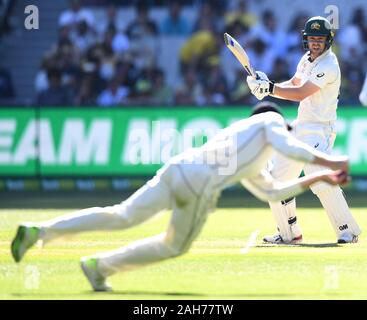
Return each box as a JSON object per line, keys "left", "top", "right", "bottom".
{"left": 108, "top": 290, "right": 295, "bottom": 298}
{"left": 11, "top": 290, "right": 295, "bottom": 298}
{"left": 255, "top": 243, "right": 340, "bottom": 248}
{"left": 297, "top": 243, "right": 340, "bottom": 248}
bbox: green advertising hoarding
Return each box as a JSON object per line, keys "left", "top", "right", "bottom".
{"left": 0, "top": 107, "right": 367, "bottom": 176}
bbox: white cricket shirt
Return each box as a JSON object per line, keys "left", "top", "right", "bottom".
{"left": 295, "top": 48, "right": 341, "bottom": 124}
{"left": 175, "top": 112, "right": 329, "bottom": 202}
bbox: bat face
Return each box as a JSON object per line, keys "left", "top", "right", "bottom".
{"left": 224, "top": 33, "right": 256, "bottom": 78}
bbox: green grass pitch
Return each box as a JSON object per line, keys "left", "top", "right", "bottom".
{"left": 0, "top": 207, "right": 366, "bottom": 299}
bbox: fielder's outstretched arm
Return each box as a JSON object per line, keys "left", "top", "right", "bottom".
{"left": 241, "top": 115, "right": 349, "bottom": 202}
{"left": 264, "top": 114, "right": 348, "bottom": 171}
{"left": 241, "top": 170, "right": 347, "bottom": 203}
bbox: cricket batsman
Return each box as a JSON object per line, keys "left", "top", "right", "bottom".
{"left": 11, "top": 103, "right": 350, "bottom": 291}
{"left": 246, "top": 16, "right": 361, "bottom": 244}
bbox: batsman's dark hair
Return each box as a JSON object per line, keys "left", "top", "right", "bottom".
{"left": 250, "top": 101, "right": 293, "bottom": 131}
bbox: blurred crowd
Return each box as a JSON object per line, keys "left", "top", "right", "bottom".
{"left": 3, "top": 0, "right": 367, "bottom": 106}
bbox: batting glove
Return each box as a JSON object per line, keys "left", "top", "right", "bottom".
{"left": 246, "top": 77, "right": 274, "bottom": 100}
{"left": 255, "top": 71, "right": 269, "bottom": 81}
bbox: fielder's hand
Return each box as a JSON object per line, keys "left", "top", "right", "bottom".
{"left": 327, "top": 155, "right": 349, "bottom": 173}
{"left": 322, "top": 170, "right": 350, "bottom": 186}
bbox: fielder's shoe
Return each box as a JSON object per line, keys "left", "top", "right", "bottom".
{"left": 11, "top": 225, "right": 40, "bottom": 263}
{"left": 337, "top": 233, "right": 359, "bottom": 244}
{"left": 81, "top": 257, "right": 112, "bottom": 292}
{"left": 263, "top": 233, "right": 303, "bottom": 244}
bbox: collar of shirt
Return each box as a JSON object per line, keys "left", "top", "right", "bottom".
{"left": 307, "top": 48, "right": 332, "bottom": 63}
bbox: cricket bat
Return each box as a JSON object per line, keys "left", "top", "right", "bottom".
{"left": 224, "top": 32, "right": 257, "bottom": 79}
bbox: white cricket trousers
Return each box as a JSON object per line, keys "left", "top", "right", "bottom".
{"left": 38, "top": 159, "right": 219, "bottom": 277}
{"left": 269, "top": 121, "right": 361, "bottom": 240}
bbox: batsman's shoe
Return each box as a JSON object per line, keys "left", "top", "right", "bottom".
{"left": 337, "top": 233, "right": 359, "bottom": 244}
{"left": 81, "top": 257, "right": 112, "bottom": 292}
{"left": 11, "top": 225, "right": 40, "bottom": 263}
{"left": 290, "top": 223, "right": 302, "bottom": 241}
{"left": 263, "top": 233, "right": 303, "bottom": 245}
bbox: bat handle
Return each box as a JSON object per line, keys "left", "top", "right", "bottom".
{"left": 245, "top": 67, "right": 258, "bottom": 79}
{"left": 248, "top": 67, "right": 259, "bottom": 80}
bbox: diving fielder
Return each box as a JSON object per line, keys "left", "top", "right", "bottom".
{"left": 11, "top": 104, "right": 350, "bottom": 291}
{"left": 246, "top": 16, "right": 361, "bottom": 244}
